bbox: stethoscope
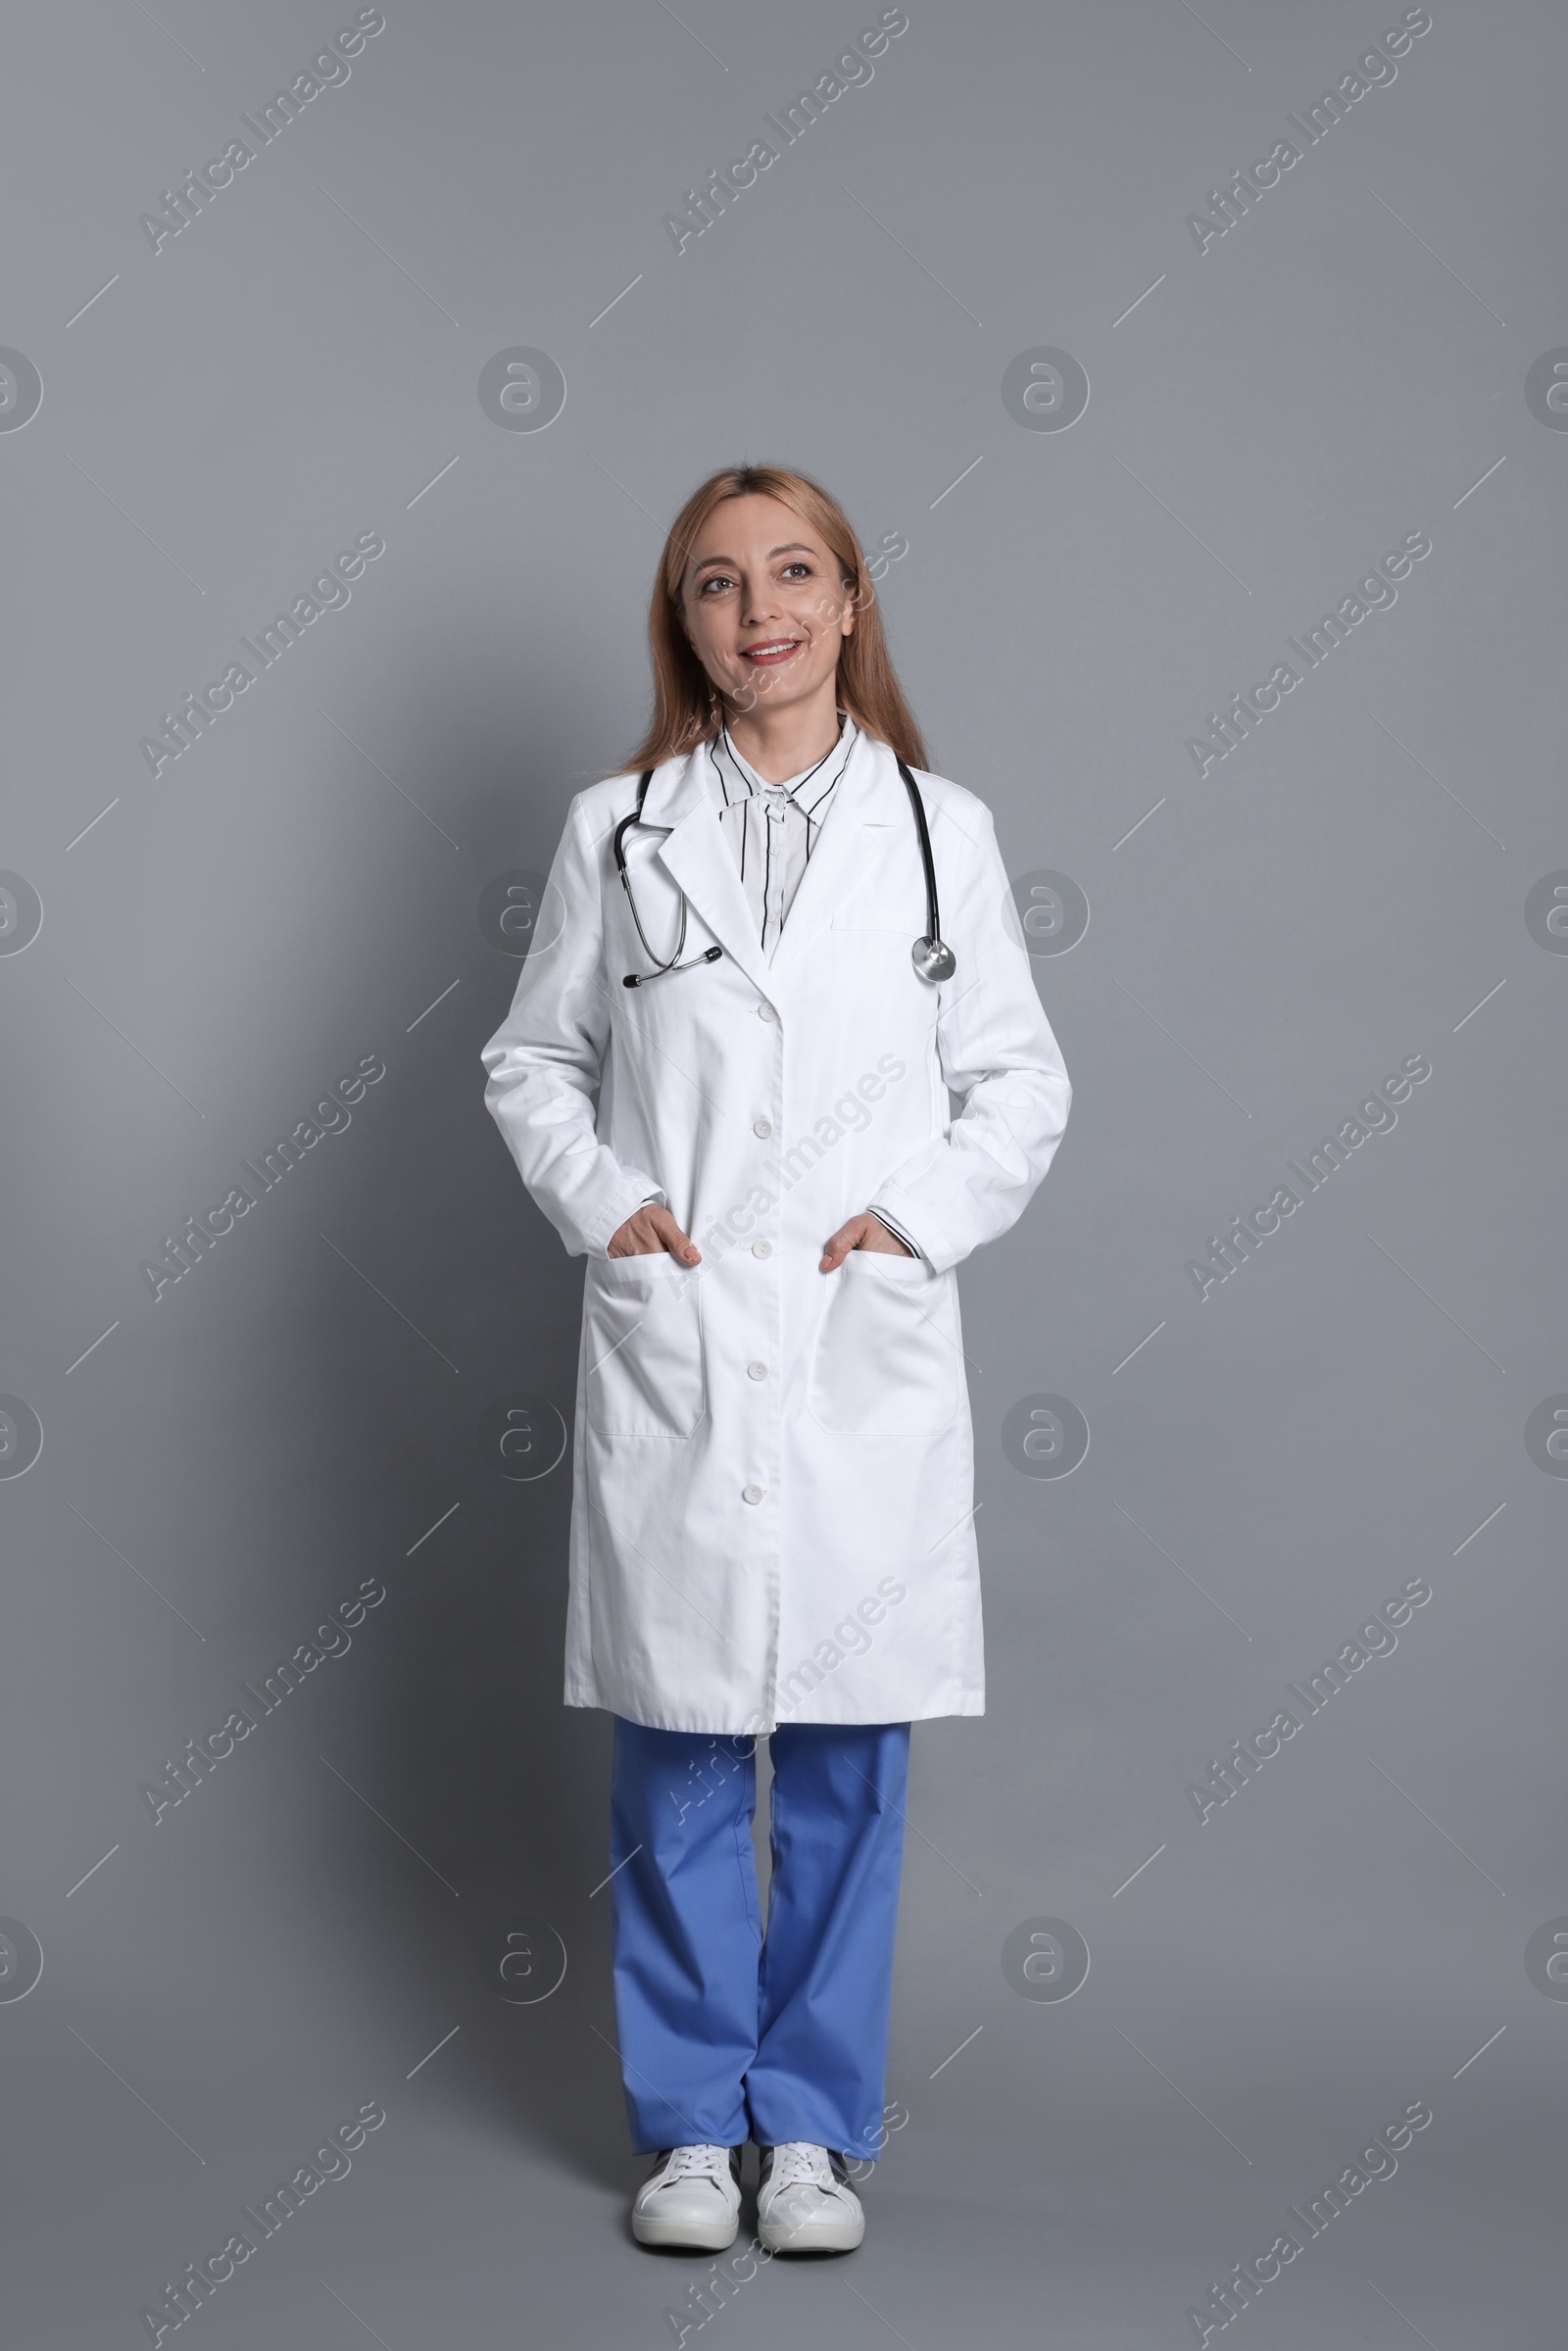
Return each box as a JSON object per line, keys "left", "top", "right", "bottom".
{"left": 613, "top": 752, "right": 956, "bottom": 989}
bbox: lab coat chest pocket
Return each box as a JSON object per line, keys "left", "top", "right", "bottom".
{"left": 808, "top": 1251, "right": 960, "bottom": 1437}
{"left": 583, "top": 1254, "right": 706, "bottom": 1438}
{"left": 830, "top": 889, "right": 910, "bottom": 934}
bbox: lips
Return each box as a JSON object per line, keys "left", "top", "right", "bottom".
{"left": 740, "top": 639, "right": 803, "bottom": 664}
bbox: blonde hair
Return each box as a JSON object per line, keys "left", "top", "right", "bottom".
{"left": 619, "top": 463, "right": 929, "bottom": 773}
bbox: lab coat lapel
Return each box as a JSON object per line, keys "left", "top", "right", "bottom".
{"left": 764, "top": 730, "right": 903, "bottom": 983}
{"left": 645, "top": 749, "right": 774, "bottom": 1001}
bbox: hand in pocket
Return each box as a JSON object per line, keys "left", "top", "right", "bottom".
{"left": 607, "top": 1203, "right": 701, "bottom": 1263}
{"left": 819, "top": 1210, "right": 915, "bottom": 1270}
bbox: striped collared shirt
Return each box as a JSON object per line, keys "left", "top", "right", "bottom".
{"left": 702, "top": 712, "right": 858, "bottom": 958}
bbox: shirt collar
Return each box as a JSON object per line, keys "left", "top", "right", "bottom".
{"left": 707, "top": 711, "right": 858, "bottom": 812}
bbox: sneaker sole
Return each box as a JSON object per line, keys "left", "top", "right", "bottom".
{"left": 632, "top": 2209, "right": 741, "bottom": 2251}
{"left": 758, "top": 2212, "right": 864, "bottom": 2255}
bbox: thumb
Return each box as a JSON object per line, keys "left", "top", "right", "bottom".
{"left": 651, "top": 1206, "right": 701, "bottom": 1264}
{"left": 819, "top": 1216, "right": 864, "bottom": 1271}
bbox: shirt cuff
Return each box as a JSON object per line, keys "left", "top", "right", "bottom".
{"left": 866, "top": 1203, "right": 923, "bottom": 1259}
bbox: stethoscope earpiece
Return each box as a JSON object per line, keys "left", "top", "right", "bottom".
{"left": 624, "top": 945, "right": 721, "bottom": 988}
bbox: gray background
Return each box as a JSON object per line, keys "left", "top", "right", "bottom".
{"left": 2, "top": 0, "right": 1562, "bottom": 2342}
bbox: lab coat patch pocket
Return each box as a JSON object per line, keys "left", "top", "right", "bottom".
{"left": 808, "top": 1251, "right": 960, "bottom": 1437}
{"left": 583, "top": 1255, "right": 706, "bottom": 1438}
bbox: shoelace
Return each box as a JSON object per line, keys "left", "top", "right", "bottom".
{"left": 659, "top": 2143, "right": 732, "bottom": 2183}
{"left": 765, "top": 2141, "right": 840, "bottom": 2192}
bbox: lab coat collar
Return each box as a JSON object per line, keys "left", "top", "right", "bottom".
{"left": 640, "top": 745, "right": 772, "bottom": 999}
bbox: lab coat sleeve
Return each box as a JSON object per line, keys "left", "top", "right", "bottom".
{"left": 866, "top": 800, "right": 1071, "bottom": 1275}
{"left": 481, "top": 795, "right": 666, "bottom": 1258}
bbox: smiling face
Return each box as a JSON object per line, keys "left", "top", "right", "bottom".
{"left": 678, "top": 493, "right": 857, "bottom": 719}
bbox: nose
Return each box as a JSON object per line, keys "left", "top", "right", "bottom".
{"left": 741, "top": 573, "right": 783, "bottom": 628}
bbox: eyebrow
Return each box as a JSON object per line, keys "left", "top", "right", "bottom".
{"left": 690, "top": 542, "right": 817, "bottom": 572}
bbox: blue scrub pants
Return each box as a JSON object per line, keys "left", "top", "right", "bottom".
{"left": 608, "top": 1717, "right": 910, "bottom": 2160}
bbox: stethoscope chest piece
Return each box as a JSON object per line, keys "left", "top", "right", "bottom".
{"left": 911, "top": 935, "right": 956, "bottom": 983}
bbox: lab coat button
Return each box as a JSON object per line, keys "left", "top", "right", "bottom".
{"left": 742, "top": 1483, "right": 764, "bottom": 1505}
{"left": 753, "top": 1116, "right": 772, "bottom": 1138}
{"left": 751, "top": 1239, "right": 773, "bottom": 1258}
{"left": 747, "top": 1360, "right": 767, "bottom": 1381}
{"left": 758, "top": 1002, "right": 778, "bottom": 1022}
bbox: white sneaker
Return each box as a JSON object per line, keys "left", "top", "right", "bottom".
{"left": 631, "top": 2143, "right": 743, "bottom": 2249}
{"left": 756, "top": 2141, "right": 865, "bottom": 2253}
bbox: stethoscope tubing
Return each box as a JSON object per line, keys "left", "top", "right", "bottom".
{"left": 894, "top": 756, "right": 942, "bottom": 953}
{"left": 614, "top": 770, "right": 718, "bottom": 986}
{"left": 614, "top": 747, "right": 952, "bottom": 987}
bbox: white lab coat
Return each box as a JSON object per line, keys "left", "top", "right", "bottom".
{"left": 481, "top": 729, "right": 1071, "bottom": 1734}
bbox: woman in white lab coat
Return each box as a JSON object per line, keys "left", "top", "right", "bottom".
{"left": 482, "top": 465, "right": 1070, "bottom": 2258}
